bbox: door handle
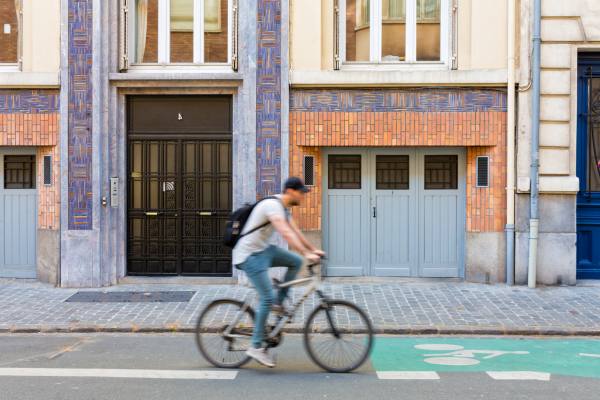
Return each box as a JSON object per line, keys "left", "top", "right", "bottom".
{"left": 372, "top": 207, "right": 377, "bottom": 218}
{"left": 197, "top": 211, "right": 213, "bottom": 216}
{"left": 145, "top": 211, "right": 159, "bottom": 216}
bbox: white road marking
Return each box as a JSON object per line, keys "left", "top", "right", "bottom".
{"left": 579, "top": 353, "right": 600, "bottom": 358}
{"left": 0, "top": 368, "right": 238, "bottom": 380}
{"left": 486, "top": 371, "right": 550, "bottom": 381}
{"left": 377, "top": 371, "right": 440, "bottom": 380}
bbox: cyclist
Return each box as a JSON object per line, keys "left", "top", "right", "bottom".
{"left": 233, "top": 177, "right": 325, "bottom": 368}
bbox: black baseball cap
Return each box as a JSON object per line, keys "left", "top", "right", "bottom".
{"left": 284, "top": 176, "right": 310, "bottom": 193}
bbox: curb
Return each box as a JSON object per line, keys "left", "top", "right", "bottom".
{"left": 1, "top": 325, "right": 600, "bottom": 336}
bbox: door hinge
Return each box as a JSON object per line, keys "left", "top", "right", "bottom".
{"left": 372, "top": 207, "right": 377, "bottom": 218}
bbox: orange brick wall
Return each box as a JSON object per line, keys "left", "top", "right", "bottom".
{"left": 289, "top": 109, "right": 507, "bottom": 234}
{"left": 0, "top": 113, "right": 59, "bottom": 146}
{"left": 37, "top": 145, "right": 60, "bottom": 230}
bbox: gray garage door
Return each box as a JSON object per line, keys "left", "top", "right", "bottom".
{"left": 0, "top": 152, "right": 37, "bottom": 278}
{"left": 324, "top": 148, "right": 465, "bottom": 278}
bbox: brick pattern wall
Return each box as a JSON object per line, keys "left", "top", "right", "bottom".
{"left": 0, "top": 0, "right": 18, "bottom": 63}
{"left": 0, "top": 90, "right": 60, "bottom": 231}
{"left": 289, "top": 88, "right": 507, "bottom": 233}
{"left": 37, "top": 145, "right": 60, "bottom": 230}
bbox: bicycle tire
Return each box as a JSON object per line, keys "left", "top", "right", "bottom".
{"left": 303, "top": 299, "right": 374, "bottom": 373}
{"left": 195, "top": 299, "right": 255, "bottom": 369}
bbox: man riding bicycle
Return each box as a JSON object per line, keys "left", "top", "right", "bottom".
{"left": 233, "top": 177, "right": 325, "bottom": 368}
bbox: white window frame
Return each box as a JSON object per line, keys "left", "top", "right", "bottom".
{"left": 338, "top": 0, "right": 450, "bottom": 69}
{"left": 0, "top": 0, "right": 23, "bottom": 72}
{"left": 126, "top": 0, "right": 233, "bottom": 70}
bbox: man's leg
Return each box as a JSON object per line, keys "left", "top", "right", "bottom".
{"left": 240, "top": 251, "right": 274, "bottom": 349}
{"left": 268, "top": 246, "right": 304, "bottom": 305}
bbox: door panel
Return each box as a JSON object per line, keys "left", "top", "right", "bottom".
{"left": 325, "top": 153, "right": 368, "bottom": 276}
{"left": 0, "top": 154, "right": 37, "bottom": 279}
{"left": 370, "top": 153, "right": 417, "bottom": 276}
{"left": 577, "top": 57, "right": 600, "bottom": 279}
{"left": 127, "top": 139, "right": 232, "bottom": 276}
{"left": 418, "top": 153, "right": 464, "bottom": 278}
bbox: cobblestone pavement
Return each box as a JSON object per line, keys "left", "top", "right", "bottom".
{"left": 1, "top": 279, "right": 600, "bottom": 334}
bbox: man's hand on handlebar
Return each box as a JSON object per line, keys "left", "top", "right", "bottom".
{"left": 303, "top": 250, "right": 325, "bottom": 264}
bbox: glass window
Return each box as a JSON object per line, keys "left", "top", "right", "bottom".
{"left": 4, "top": 155, "right": 35, "bottom": 189}
{"left": 345, "top": 0, "right": 370, "bottom": 62}
{"left": 204, "top": 0, "right": 228, "bottom": 63}
{"left": 341, "top": 0, "right": 445, "bottom": 64}
{"left": 424, "top": 155, "right": 457, "bottom": 190}
{"left": 131, "top": 0, "right": 229, "bottom": 65}
{"left": 416, "top": 0, "right": 440, "bottom": 61}
{"left": 376, "top": 155, "right": 409, "bottom": 190}
{"left": 170, "top": 0, "right": 194, "bottom": 62}
{"left": 382, "top": 0, "right": 405, "bottom": 62}
{"left": 0, "top": 0, "right": 20, "bottom": 64}
{"left": 587, "top": 78, "right": 600, "bottom": 192}
{"left": 135, "top": 0, "right": 159, "bottom": 63}
{"left": 329, "top": 155, "right": 361, "bottom": 189}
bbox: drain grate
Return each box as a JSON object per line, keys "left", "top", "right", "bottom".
{"left": 65, "top": 291, "right": 196, "bottom": 303}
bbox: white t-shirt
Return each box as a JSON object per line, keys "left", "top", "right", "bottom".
{"left": 232, "top": 195, "right": 288, "bottom": 265}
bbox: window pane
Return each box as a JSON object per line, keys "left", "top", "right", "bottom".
{"left": 329, "top": 155, "right": 361, "bottom": 189}
{"left": 4, "top": 155, "right": 35, "bottom": 189}
{"left": 345, "top": 0, "right": 370, "bottom": 62}
{"left": 204, "top": 0, "right": 228, "bottom": 62}
{"left": 376, "top": 155, "right": 409, "bottom": 190}
{"left": 0, "top": 0, "right": 19, "bottom": 63}
{"left": 170, "top": 0, "right": 194, "bottom": 63}
{"left": 135, "top": 0, "right": 159, "bottom": 63}
{"left": 382, "top": 0, "right": 405, "bottom": 61}
{"left": 416, "top": 0, "right": 440, "bottom": 61}
{"left": 588, "top": 78, "right": 600, "bottom": 192}
{"left": 424, "top": 155, "right": 457, "bottom": 190}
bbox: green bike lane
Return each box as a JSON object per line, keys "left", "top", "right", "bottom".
{"left": 371, "top": 336, "right": 600, "bottom": 379}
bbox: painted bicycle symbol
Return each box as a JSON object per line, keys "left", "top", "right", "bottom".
{"left": 414, "top": 344, "right": 529, "bottom": 366}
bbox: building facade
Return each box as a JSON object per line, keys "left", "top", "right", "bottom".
{"left": 0, "top": 0, "right": 61, "bottom": 283}
{"left": 0, "top": 0, "right": 598, "bottom": 287}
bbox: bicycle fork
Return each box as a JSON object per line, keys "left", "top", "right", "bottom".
{"left": 317, "top": 290, "right": 341, "bottom": 339}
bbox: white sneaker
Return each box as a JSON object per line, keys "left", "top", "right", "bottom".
{"left": 246, "top": 347, "right": 276, "bottom": 368}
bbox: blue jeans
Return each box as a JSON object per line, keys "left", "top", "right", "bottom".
{"left": 237, "top": 245, "right": 303, "bottom": 348}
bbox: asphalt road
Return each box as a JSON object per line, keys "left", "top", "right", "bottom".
{"left": 0, "top": 333, "right": 598, "bottom": 400}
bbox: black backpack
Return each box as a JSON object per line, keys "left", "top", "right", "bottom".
{"left": 223, "top": 196, "right": 278, "bottom": 248}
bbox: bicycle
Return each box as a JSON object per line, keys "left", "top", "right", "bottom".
{"left": 195, "top": 260, "right": 374, "bottom": 373}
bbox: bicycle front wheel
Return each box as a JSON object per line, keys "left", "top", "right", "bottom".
{"left": 195, "top": 299, "right": 255, "bottom": 368}
{"left": 303, "top": 300, "right": 374, "bottom": 373}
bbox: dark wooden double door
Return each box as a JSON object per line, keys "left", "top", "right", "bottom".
{"left": 127, "top": 96, "right": 232, "bottom": 276}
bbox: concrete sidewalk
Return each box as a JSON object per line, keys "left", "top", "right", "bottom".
{"left": 1, "top": 279, "right": 600, "bottom": 335}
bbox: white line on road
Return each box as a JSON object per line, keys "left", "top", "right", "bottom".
{"left": 377, "top": 371, "right": 440, "bottom": 380}
{"left": 0, "top": 368, "right": 238, "bottom": 380}
{"left": 486, "top": 371, "right": 551, "bottom": 381}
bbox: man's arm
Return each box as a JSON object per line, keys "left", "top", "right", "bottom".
{"left": 269, "top": 214, "right": 316, "bottom": 259}
{"left": 288, "top": 218, "right": 317, "bottom": 252}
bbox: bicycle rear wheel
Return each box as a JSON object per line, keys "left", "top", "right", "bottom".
{"left": 303, "top": 300, "right": 374, "bottom": 373}
{"left": 195, "top": 299, "right": 255, "bottom": 368}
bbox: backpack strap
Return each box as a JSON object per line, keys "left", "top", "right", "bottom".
{"left": 238, "top": 196, "right": 282, "bottom": 239}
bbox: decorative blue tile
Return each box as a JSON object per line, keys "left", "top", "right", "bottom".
{"left": 256, "top": 0, "right": 282, "bottom": 197}
{"left": 290, "top": 88, "right": 507, "bottom": 113}
{"left": 0, "top": 90, "right": 59, "bottom": 114}
{"left": 68, "top": 0, "right": 93, "bottom": 230}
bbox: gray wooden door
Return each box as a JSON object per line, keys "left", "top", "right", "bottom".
{"left": 0, "top": 153, "right": 37, "bottom": 278}
{"left": 417, "top": 150, "right": 465, "bottom": 278}
{"left": 324, "top": 148, "right": 465, "bottom": 278}
{"left": 370, "top": 151, "right": 418, "bottom": 276}
{"left": 323, "top": 151, "right": 369, "bottom": 276}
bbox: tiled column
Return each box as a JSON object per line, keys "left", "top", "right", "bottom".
{"left": 67, "top": 0, "right": 93, "bottom": 230}
{"left": 256, "top": 0, "right": 283, "bottom": 197}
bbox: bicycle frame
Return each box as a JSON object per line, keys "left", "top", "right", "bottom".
{"left": 223, "top": 264, "right": 336, "bottom": 340}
